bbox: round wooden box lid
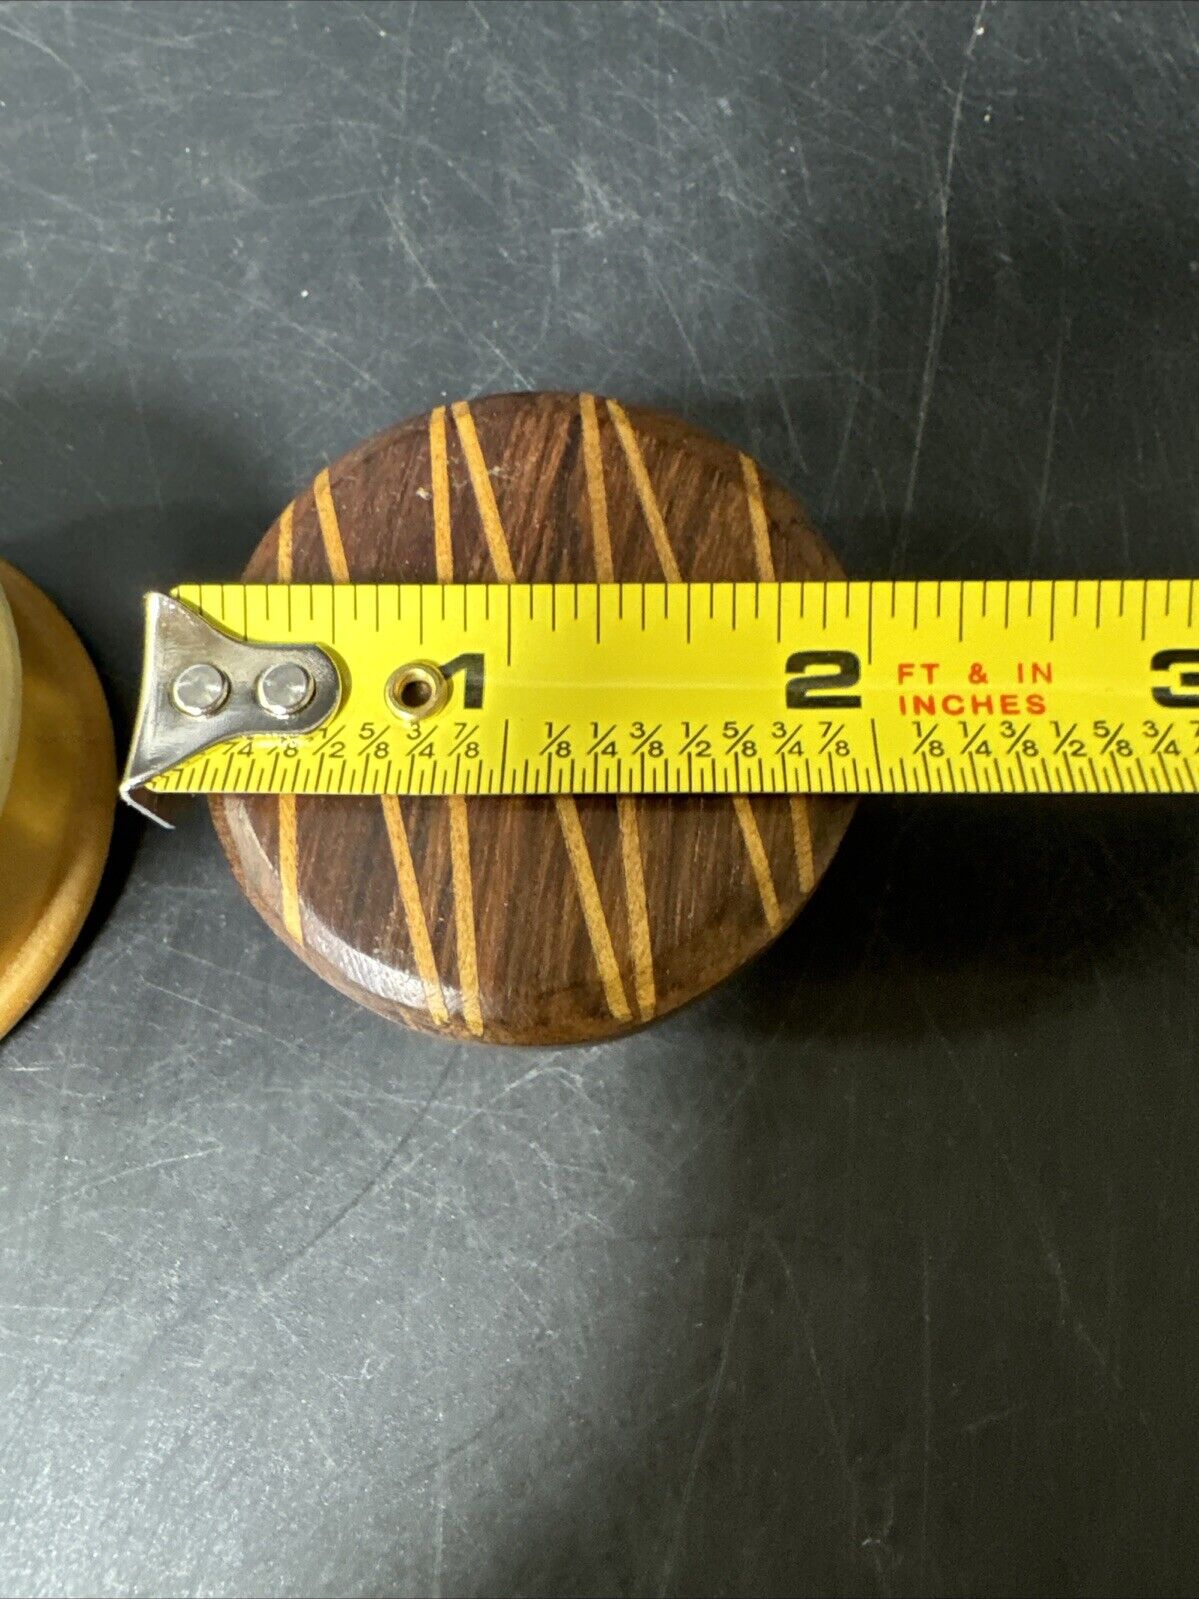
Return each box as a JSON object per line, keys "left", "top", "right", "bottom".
{"left": 0, "top": 561, "right": 115, "bottom": 1041}
{"left": 211, "top": 393, "right": 855, "bottom": 1044}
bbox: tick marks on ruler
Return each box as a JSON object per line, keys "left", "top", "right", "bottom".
{"left": 150, "top": 581, "right": 1199, "bottom": 801}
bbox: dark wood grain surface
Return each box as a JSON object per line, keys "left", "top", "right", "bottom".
{"left": 211, "top": 393, "right": 854, "bottom": 1043}
{"left": 6, "top": 6, "right": 1198, "bottom": 1594}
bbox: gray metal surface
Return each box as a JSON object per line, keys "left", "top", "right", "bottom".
{"left": 0, "top": 3, "right": 1196, "bottom": 1595}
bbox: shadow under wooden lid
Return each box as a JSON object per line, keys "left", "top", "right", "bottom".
{"left": 210, "top": 393, "right": 856, "bottom": 1044}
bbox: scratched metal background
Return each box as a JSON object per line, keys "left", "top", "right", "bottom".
{"left": 1, "top": 2, "right": 1197, "bottom": 1595}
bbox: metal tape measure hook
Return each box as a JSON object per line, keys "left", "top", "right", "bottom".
{"left": 120, "top": 594, "right": 341, "bottom": 825}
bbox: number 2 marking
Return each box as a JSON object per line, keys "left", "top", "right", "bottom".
{"left": 784, "top": 650, "right": 862, "bottom": 709}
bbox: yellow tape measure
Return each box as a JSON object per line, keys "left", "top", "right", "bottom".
{"left": 130, "top": 579, "right": 1199, "bottom": 801}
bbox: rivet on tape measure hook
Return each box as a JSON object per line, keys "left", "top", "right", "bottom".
{"left": 121, "top": 578, "right": 1199, "bottom": 814}
{"left": 122, "top": 592, "right": 340, "bottom": 823}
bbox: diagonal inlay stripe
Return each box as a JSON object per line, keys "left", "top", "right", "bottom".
{"left": 787, "top": 793, "right": 816, "bottom": 896}
{"left": 731, "top": 795, "right": 782, "bottom": 932}
{"left": 277, "top": 792, "right": 304, "bottom": 944}
{"left": 430, "top": 406, "right": 485, "bottom": 1037}
{"left": 313, "top": 467, "right": 350, "bottom": 582}
{"left": 616, "top": 796, "right": 655, "bottom": 1018}
{"left": 740, "top": 451, "right": 775, "bottom": 582}
{"left": 610, "top": 407, "right": 783, "bottom": 931}
{"left": 579, "top": 393, "right": 615, "bottom": 582}
{"left": 453, "top": 397, "right": 632, "bottom": 1023}
{"left": 606, "top": 398, "right": 682, "bottom": 582}
{"left": 581, "top": 393, "right": 656, "bottom": 1019}
{"left": 554, "top": 797, "right": 633, "bottom": 1022}
{"left": 740, "top": 452, "right": 816, "bottom": 895}
{"left": 276, "top": 499, "right": 295, "bottom": 582}
{"left": 450, "top": 400, "right": 516, "bottom": 582}
{"left": 448, "top": 796, "right": 484, "bottom": 1037}
{"left": 314, "top": 463, "right": 449, "bottom": 1023}
{"left": 275, "top": 500, "right": 303, "bottom": 944}
{"left": 429, "top": 405, "right": 454, "bottom": 583}
{"left": 381, "top": 796, "right": 449, "bottom": 1025}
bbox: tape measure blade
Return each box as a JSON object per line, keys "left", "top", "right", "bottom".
{"left": 132, "top": 580, "right": 1199, "bottom": 798}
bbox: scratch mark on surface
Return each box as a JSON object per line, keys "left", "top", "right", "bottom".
{"left": 432, "top": 1400, "right": 447, "bottom": 1599}
{"left": 658, "top": 1233, "right": 751, "bottom": 1597}
{"left": 931, "top": 1001, "right": 1162, "bottom": 1447}
{"left": 384, "top": 200, "right": 528, "bottom": 386}
{"left": 261, "top": 1060, "right": 460, "bottom": 1285}
{"left": 1033, "top": 307, "right": 1069, "bottom": 554}
{"left": 900, "top": 0, "right": 988, "bottom": 542}
{"left": 765, "top": 1232, "right": 886, "bottom": 1590}
{"left": 0, "top": 1149, "right": 219, "bottom": 1238}
{"left": 133, "top": 978, "right": 314, "bottom": 1061}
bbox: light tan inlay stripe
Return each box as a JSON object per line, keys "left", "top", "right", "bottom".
{"left": 788, "top": 800, "right": 816, "bottom": 897}
{"left": 277, "top": 793, "right": 303, "bottom": 944}
{"left": 740, "top": 451, "right": 774, "bottom": 583}
{"left": 554, "top": 797, "right": 633, "bottom": 1022}
{"left": 314, "top": 464, "right": 449, "bottom": 1022}
{"left": 580, "top": 393, "right": 656, "bottom": 1019}
{"left": 430, "top": 406, "right": 485, "bottom": 1037}
{"left": 731, "top": 796, "right": 782, "bottom": 932}
{"left": 616, "top": 796, "right": 655, "bottom": 1017}
{"left": 612, "top": 409, "right": 782, "bottom": 930}
{"left": 606, "top": 398, "right": 682, "bottom": 581}
{"left": 448, "top": 796, "right": 484, "bottom": 1037}
{"left": 276, "top": 499, "right": 295, "bottom": 582}
{"left": 274, "top": 500, "right": 302, "bottom": 943}
{"left": 453, "top": 397, "right": 632, "bottom": 1023}
{"left": 381, "top": 796, "right": 449, "bottom": 1025}
{"left": 740, "top": 451, "right": 816, "bottom": 896}
{"left": 429, "top": 405, "right": 454, "bottom": 582}
{"left": 450, "top": 401, "right": 517, "bottom": 582}
{"left": 579, "top": 393, "right": 615, "bottom": 583}
{"left": 313, "top": 467, "right": 350, "bottom": 582}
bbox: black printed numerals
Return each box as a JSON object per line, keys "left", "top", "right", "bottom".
{"left": 1151, "top": 649, "right": 1199, "bottom": 709}
{"left": 784, "top": 650, "right": 862, "bottom": 710}
{"left": 441, "top": 652, "right": 485, "bottom": 708}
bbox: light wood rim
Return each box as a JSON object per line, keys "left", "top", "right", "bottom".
{"left": 0, "top": 561, "right": 115, "bottom": 1041}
